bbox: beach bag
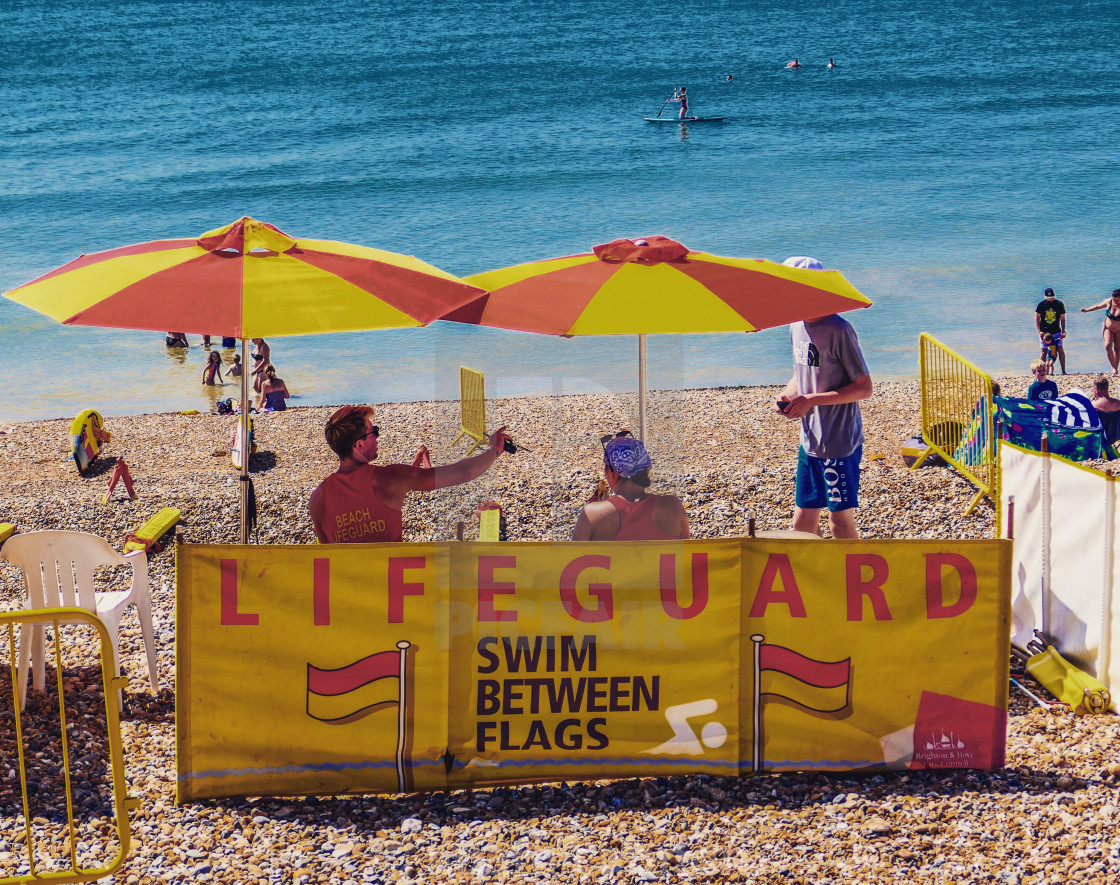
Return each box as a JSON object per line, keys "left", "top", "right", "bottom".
{"left": 1026, "top": 645, "right": 1112, "bottom": 714}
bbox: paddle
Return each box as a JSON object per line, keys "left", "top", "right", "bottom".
{"left": 657, "top": 89, "right": 678, "bottom": 118}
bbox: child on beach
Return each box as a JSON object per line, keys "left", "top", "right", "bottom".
{"left": 228, "top": 354, "right": 243, "bottom": 377}
{"left": 202, "top": 350, "right": 224, "bottom": 386}
{"left": 1040, "top": 332, "right": 1061, "bottom": 373}
{"left": 1027, "top": 359, "right": 1058, "bottom": 401}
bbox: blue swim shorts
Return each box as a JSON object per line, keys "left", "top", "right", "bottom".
{"left": 795, "top": 445, "right": 862, "bottom": 512}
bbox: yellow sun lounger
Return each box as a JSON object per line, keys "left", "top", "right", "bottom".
{"left": 123, "top": 507, "right": 181, "bottom": 554}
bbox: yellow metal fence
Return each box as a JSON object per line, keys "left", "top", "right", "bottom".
{"left": 1, "top": 608, "right": 137, "bottom": 885}
{"left": 916, "top": 332, "right": 1000, "bottom": 526}
{"left": 449, "top": 366, "right": 487, "bottom": 454}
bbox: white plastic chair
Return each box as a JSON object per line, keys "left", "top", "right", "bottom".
{"left": 0, "top": 530, "right": 158, "bottom": 710}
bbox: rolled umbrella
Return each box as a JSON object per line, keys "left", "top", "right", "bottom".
{"left": 445, "top": 236, "right": 872, "bottom": 438}
{"left": 4, "top": 216, "right": 487, "bottom": 542}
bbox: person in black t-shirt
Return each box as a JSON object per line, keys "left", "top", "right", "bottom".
{"left": 1034, "top": 287, "right": 1067, "bottom": 374}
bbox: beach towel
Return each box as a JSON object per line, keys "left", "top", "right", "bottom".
{"left": 991, "top": 394, "right": 1115, "bottom": 462}
{"left": 952, "top": 397, "right": 996, "bottom": 467}
{"left": 1046, "top": 390, "right": 1096, "bottom": 429}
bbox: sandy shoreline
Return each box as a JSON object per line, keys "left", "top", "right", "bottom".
{"left": 2, "top": 376, "right": 1119, "bottom": 884}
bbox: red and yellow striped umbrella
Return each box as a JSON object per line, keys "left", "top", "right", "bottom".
{"left": 3, "top": 216, "right": 486, "bottom": 545}
{"left": 446, "top": 236, "right": 871, "bottom": 334}
{"left": 4, "top": 216, "right": 485, "bottom": 338}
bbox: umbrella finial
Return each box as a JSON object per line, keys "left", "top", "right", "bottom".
{"left": 197, "top": 217, "right": 297, "bottom": 255}
{"left": 592, "top": 236, "right": 689, "bottom": 263}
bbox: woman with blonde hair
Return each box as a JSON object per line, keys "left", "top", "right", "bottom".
{"left": 256, "top": 365, "right": 290, "bottom": 412}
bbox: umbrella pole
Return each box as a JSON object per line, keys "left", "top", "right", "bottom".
{"left": 240, "top": 338, "right": 250, "bottom": 544}
{"left": 638, "top": 334, "right": 648, "bottom": 442}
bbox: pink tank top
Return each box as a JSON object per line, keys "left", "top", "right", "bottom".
{"left": 316, "top": 468, "right": 403, "bottom": 543}
{"left": 608, "top": 495, "right": 681, "bottom": 541}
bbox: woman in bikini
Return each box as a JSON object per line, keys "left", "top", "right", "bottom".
{"left": 1081, "top": 289, "right": 1120, "bottom": 375}
{"left": 256, "top": 365, "right": 290, "bottom": 411}
{"left": 250, "top": 338, "right": 272, "bottom": 392}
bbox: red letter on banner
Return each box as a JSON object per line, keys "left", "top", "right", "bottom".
{"left": 659, "top": 553, "right": 709, "bottom": 619}
{"left": 313, "top": 558, "right": 330, "bottom": 626}
{"left": 748, "top": 554, "right": 807, "bottom": 618}
{"left": 845, "top": 554, "right": 892, "bottom": 621}
{"left": 220, "top": 559, "right": 258, "bottom": 625}
{"left": 925, "top": 553, "right": 978, "bottom": 619}
{"left": 560, "top": 555, "right": 614, "bottom": 622}
{"left": 478, "top": 555, "right": 518, "bottom": 622}
{"left": 388, "top": 556, "right": 427, "bottom": 623}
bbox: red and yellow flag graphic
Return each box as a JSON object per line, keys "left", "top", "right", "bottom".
{"left": 757, "top": 641, "right": 852, "bottom": 714}
{"left": 306, "top": 648, "right": 403, "bottom": 723}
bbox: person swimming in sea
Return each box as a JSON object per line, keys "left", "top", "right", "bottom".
{"left": 669, "top": 86, "right": 689, "bottom": 119}
{"left": 827, "top": 58, "right": 837, "bottom": 69}
{"left": 202, "top": 350, "right": 224, "bottom": 386}
{"left": 786, "top": 58, "right": 802, "bottom": 69}
{"left": 725, "top": 74, "right": 733, "bottom": 81}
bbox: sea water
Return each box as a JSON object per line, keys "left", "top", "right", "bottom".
{"left": 2, "top": 0, "right": 1119, "bottom": 421}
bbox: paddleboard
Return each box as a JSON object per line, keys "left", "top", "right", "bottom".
{"left": 230, "top": 416, "right": 255, "bottom": 470}
{"left": 69, "top": 408, "right": 107, "bottom": 474}
{"left": 644, "top": 116, "right": 725, "bottom": 123}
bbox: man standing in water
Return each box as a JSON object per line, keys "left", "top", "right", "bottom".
{"left": 1035, "top": 287, "right": 1068, "bottom": 375}
{"left": 774, "top": 259, "right": 872, "bottom": 539}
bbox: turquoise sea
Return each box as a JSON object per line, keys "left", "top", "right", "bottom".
{"left": 2, "top": 0, "right": 1119, "bottom": 420}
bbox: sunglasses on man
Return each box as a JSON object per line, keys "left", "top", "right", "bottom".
{"left": 358, "top": 425, "right": 380, "bottom": 441}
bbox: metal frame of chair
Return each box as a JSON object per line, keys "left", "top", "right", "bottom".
{"left": 0, "top": 530, "right": 158, "bottom": 710}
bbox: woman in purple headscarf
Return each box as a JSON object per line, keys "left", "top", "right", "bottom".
{"left": 572, "top": 433, "right": 690, "bottom": 541}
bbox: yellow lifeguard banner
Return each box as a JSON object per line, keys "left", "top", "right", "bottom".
{"left": 176, "top": 538, "right": 1010, "bottom": 801}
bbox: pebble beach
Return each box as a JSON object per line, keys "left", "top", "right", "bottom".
{"left": 2, "top": 376, "right": 1119, "bottom": 884}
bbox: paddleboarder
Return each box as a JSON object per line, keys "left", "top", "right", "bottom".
{"left": 669, "top": 86, "right": 689, "bottom": 119}
{"left": 786, "top": 58, "right": 802, "bottom": 69}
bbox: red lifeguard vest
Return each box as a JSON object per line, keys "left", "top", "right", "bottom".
{"left": 315, "top": 467, "right": 403, "bottom": 543}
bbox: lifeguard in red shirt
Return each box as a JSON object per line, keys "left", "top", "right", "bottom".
{"left": 571, "top": 433, "right": 690, "bottom": 541}
{"left": 309, "top": 404, "right": 508, "bottom": 544}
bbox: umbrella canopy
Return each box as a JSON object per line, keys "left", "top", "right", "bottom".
{"left": 445, "top": 236, "right": 871, "bottom": 335}
{"left": 5, "top": 216, "right": 483, "bottom": 337}
{"left": 3, "top": 216, "right": 486, "bottom": 543}
{"left": 444, "top": 236, "right": 873, "bottom": 437}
